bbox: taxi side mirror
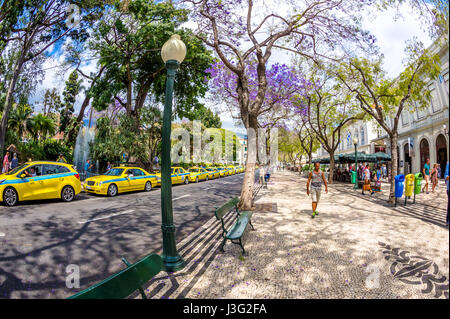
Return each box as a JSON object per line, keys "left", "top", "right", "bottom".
{"left": 20, "top": 173, "right": 26, "bottom": 178}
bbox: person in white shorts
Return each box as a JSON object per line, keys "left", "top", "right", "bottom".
{"left": 306, "top": 162, "right": 328, "bottom": 218}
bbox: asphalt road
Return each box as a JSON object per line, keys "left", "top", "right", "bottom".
{"left": 0, "top": 173, "right": 246, "bottom": 299}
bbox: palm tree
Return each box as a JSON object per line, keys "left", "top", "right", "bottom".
{"left": 28, "top": 113, "right": 56, "bottom": 141}
{"left": 8, "top": 103, "right": 33, "bottom": 141}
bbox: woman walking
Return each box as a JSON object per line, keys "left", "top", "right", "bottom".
{"left": 431, "top": 163, "right": 438, "bottom": 193}
{"left": 2, "top": 151, "right": 10, "bottom": 173}
{"left": 362, "top": 164, "right": 375, "bottom": 195}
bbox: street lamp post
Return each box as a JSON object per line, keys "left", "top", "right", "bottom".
{"left": 159, "top": 34, "right": 186, "bottom": 273}
{"left": 353, "top": 137, "right": 359, "bottom": 190}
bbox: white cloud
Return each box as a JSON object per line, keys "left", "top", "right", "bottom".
{"left": 361, "top": 3, "right": 433, "bottom": 77}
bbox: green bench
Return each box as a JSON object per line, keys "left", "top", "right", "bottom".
{"left": 68, "top": 253, "right": 163, "bottom": 299}
{"left": 215, "top": 197, "right": 254, "bottom": 255}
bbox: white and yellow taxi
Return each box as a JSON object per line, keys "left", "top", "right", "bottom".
{"left": 0, "top": 161, "right": 82, "bottom": 206}
{"left": 84, "top": 166, "right": 160, "bottom": 196}
{"left": 187, "top": 167, "right": 209, "bottom": 183}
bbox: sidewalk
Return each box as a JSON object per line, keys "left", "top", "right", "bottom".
{"left": 140, "top": 170, "right": 449, "bottom": 299}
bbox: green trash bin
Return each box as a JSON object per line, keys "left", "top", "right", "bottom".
{"left": 351, "top": 171, "right": 357, "bottom": 184}
{"left": 414, "top": 173, "right": 423, "bottom": 195}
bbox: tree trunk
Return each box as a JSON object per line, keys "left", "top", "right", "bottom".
{"left": 328, "top": 151, "right": 335, "bottom": 184}
{"left": 388, "top": 133, "right": 398, "bottom": 204}
{"left": 239, "top": 114, "right": 258, "bottom": 211}
{"left": 0, "top": 58, "right": 23, "bottom": 158}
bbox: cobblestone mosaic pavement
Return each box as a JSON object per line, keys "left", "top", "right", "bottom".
{"left": 141, "top": 170, "right": 449, "bottom": 299}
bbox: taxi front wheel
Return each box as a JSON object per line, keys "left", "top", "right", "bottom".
{"left": 145, "top": 181, "right": 152, "bottom": 192}
{"left": 108, "top": 184, "right": 118, "bottom": 197}
{"left": 3, "top": 187, "right": 18, "bottom": 206}
{"left": 61, "top": 186, "right": 75, "bottom": 202}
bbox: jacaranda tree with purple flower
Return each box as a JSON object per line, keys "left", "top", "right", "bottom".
{"left": 183, "top": 0, "right": 378, "bottom": 209}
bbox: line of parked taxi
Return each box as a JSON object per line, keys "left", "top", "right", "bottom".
{"left": 0, "top": 161, "right": 244, "bottom": 206}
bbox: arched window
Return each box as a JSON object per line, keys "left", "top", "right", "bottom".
{"left": 360, "top": 126, "right": 365, "bottom": 145}
{"left": 347, "top": 132, "right": 352, "bottom": 148}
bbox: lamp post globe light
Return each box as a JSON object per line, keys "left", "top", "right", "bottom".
{"left": 159, "top": 34, "right": 186, "bottom": 272}
{"left": 353, "top": 136, "right": 359, "bottom": 189}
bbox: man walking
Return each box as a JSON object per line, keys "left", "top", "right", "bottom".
{"left": 307, "top": 162, "right": 328, "bottom": 218}
{"left": 422, "top": 158, "right": 431, "bottom": 194}
{"left": 10, "top": 153, "right": 19, "bottom": 170}
{"left": 85, "top": 159, "right": 94, "bottom": 179}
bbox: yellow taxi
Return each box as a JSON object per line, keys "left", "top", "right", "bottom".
{"left": 84, "top": 166, "right": 160, "bottom": 196}
{"left": 155, "top": 167, "right": 190, "bottom": 186}
{"left": 226, "top": 165, "right": 236, "bottom": 175}
{"left": 0, "top": 161, "right": 82, "bottom": 206}
{"left": 215, "top": 167, "right": 229, "bottom": 177}
{"left": 205, "top": 167, "right": 220, "bottom": 179}
{"left": 236, "top": 165, "right": 245, "bottom": 173}
{"left": 187, "top": 167, "right": 209, "bottom": 183}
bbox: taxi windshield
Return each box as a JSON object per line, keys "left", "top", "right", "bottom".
{"left": 7, "top": 164, "right": 29, "bottom": 175}
{"left": 104, "top": 168, "right": 124, "bottom": 176}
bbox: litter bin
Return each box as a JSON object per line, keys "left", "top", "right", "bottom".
{"left": 351, "top": 171, "right": 357, "bottom": 184}
{"left": 394, "top": 174, "right": 405, "bottom": 198}
{"left": 404, "top": 174, "right": 415, "bottom": 197}
{"left": 414, "top": 173, "right": 423, "bottom": 195}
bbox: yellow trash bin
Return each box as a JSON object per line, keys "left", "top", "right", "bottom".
{"left": 405, "top": 174, "right": 415, "bottom": 197}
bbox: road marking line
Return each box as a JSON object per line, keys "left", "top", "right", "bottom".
{"left": 0, "top": 232, "right": 5, "bottom": 237}
{"left": 173, "top": 194, "right": 190, "bottom": 201}
{"left": 77, "top": 209, "right": 135, "bottom": 224}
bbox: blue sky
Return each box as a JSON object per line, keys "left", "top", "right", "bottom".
{"left": 34, "top": 1, "right": 435, "bottom": 135}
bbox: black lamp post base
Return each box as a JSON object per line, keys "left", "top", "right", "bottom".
{"left": 161, "top": 254, "right": 186, "bottom": 273}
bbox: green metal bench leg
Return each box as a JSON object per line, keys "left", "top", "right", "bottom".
{"left": 238, "top": 238, "right": 246, "bottom": 255}
{"left": 121, "top": 257, "right": 147, "bottom": 299}
{"left": 219, "top": 237, "right": 227, "bottom": 252}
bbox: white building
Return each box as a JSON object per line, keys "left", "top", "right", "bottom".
{"left": 236, "top": 135, "right": 247, "bottom": 165}
{"left": 372, "top": 38, "right": 449, "bottom": 175}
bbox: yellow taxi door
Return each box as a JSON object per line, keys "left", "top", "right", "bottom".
{"left": 131, "top": 169, "right": 145, "bottom": 190}
{"left": 179, "top": 168, "right": 187, "bottom": 183}
{"left": 16, "top": 164, "right": 44, "bottom": 200}
{"left": 122, "top": 169, "right": 134, "bottom": 191}
{"left": 173, "top": 168, "right": 180, "bottom": 184}
{"left": 41, "top": 164, "right": 62, "bottom": 199}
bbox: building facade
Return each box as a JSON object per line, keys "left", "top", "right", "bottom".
{"left": 312, "top": 37, "right": 449, "bottom": 177}
{"left": 372, "top": 38, "right": 449, "bottom": 176}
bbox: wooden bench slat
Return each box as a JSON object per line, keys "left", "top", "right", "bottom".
{"left": 68, "top": 254, "right": 163, "bottom": 299}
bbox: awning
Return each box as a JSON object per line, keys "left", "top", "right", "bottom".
{"left": 372, "top": 152, "right": 391, "bottom": 161}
